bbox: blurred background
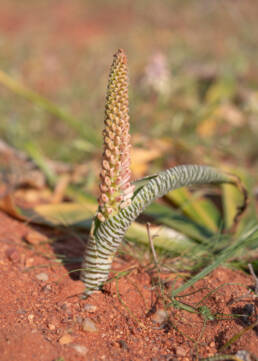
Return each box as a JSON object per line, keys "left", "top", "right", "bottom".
{"left": 0, "top": 0, "right": 257, "bottom": 201}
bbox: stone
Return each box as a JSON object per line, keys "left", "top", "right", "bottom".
{"left": 176, "top": 346, "right": 187, "bottom": 356}
{"left": 76, "top": 316, "right": 83, "bottom": 324}
{"left": 235, "top": 350, "right": 251, "bottom": 361}
{"left": 72, "top": 344, "right": 88, "bottom": 355}
{"left": 42, "top": 284, "right": 52, "bottom": 293}
{"left": 25, "top": 231, "right": 48, "bottom": 245}
{"left": 28, "top": 314, "right": 34, "bottom": 323}
{"left": 17, "top": 309, "right": 27, "bottom": 314}
{"left": 118, "top": 340, "right": 129, "bottom": 350}
{"left": 83, "top": 304, "right": 97, "bottom": 313}
{"left": 151, "top": 309, "right": 167, "bottom": 324}
{"left": 48, "top": 323, "right": 56, "bottom": 330}
{"left": 59, "top": 334, "right": 74, "bottom": 345}
{"left": 82, "top": 318, "right": 98, "bottom": 332}
{"left": 5, "top": 248, "right": 20, "bottom": 263}
{"left": 36, "top": 273, "right": 49, "bottom": 281}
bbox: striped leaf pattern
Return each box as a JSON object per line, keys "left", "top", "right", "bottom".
{"left": 81, "top": 164, "right": 234, "bottom": 295}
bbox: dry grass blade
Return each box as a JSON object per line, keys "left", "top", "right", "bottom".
{"left": 146, "top": 222, "right": 159, "bottom": 267}
{"left": 248, "top": 263, "right": 258, "bottom": 295}
{"left": 226, "top": 173, "right": 249, "bottom": 234}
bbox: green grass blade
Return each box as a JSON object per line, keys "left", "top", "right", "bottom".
{"left": 24, "top": 141, "right": 57, "bottom": 187}
{"left": 172, "top": 225, "right": 258, "bottom": 297}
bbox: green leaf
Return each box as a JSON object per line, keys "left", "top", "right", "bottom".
{"left": 205, "top": 77, "right": 236, "bottom": 105}
{"left": 144, "top": 202, "right": 214, "bottom": 243}
{"left": 166, "top": 187, "right": 221, "bottom": 232}
{"left": 126, "top": 222, "right": 197, "bottom": 254}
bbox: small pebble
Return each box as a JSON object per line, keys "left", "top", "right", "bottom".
{"left": 76, "top": 316, "right": 83, "bottom": 324}
{"left": 42, "top": 284, "right": 52, "bottom": 293}
{"left": 151, "top": 309, "right": 167, "bottom": 324}
{"left": 59, "top": 334, "right": 74, "bottom": 345}
{"left": 118, "top": 340, "right": 129, "bottom": 350}
{"left": 84, "top": 304, "right": 97, "bottom": 313}
{"left": 25, "top": 231, "right": 48, "bottom": 245}
{"left": 72, "top": 344, "right": 88, "bottom": 355}
{"left": 176, "top": 346, "right": 187, "bottom": 356}
{"left": 82, "top": 318, "right": 98, "bottom": 332}
{"left": 17, "top": 309, "right": 27, "bottom": 315}
{"left": 48, "top": 323, "right": 56, "bottom": 330}
{"left": 28, "top": 314, "right": 34, "bottom": 323}
{"left": 235, "top": 350, "right": 251, "bottom": 361}
{"left": 61, "top": 302, "right": 72, "bottom": 312}
{"left": 36, "top": 273, "right": 49, "bottom": 281}
{"left": 25, "top": 258, "right": 34, "bottom": 267}
{"left": 5, "top": 248, "right": 20, "bottom": 263}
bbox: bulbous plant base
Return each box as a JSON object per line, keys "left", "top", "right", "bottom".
{"left": 80, "top": 235, "right": 114, "bottom": 297}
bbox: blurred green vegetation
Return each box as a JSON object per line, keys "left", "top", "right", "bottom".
{"left": 0, "top": 0, "right": 257, "bottom": 173}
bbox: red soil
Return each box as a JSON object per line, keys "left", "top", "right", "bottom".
{"left": 0, "top": 210, "right": 257, "bottom": 361}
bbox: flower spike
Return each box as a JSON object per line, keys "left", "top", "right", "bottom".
{"left": 97, "top": 49, "right": 134, "bottom": 222}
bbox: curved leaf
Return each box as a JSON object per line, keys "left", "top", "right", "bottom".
{"left": 81, "top": 165, "right": 240, "bottom": 295}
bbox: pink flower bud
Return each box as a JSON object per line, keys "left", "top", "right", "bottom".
{"left": 97, "top": 212, "right": 106, "bottom": 222}
{"left": 102, "top": 160, "right": 110, "bottom": 170}
{"left": 104, "top": 176, "right": 111, "bottom": 186}
{"left": 101, "top": 193, "right": 109, "bottom": 203}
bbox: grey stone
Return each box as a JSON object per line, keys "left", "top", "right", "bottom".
{"left": 36, "top": 273, "right": 49, "bottom": 281}
{"left": 82, "top": 318, "right": 98, "bottom": 332}
{"left": 235, "top": 350, "right": 251, "bottom": 361}
{"left": 151, "top": 309, "right": 167, "bottom": 324}
{"left": 84, "top": 304, "right": 97, "bottom": 313}
{"left": 72, "top": 344, "right": 88, "bottom": 355}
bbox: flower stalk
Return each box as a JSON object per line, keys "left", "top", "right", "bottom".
{"left": 97, "top": 49, "right": 134, "bottom": 222}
